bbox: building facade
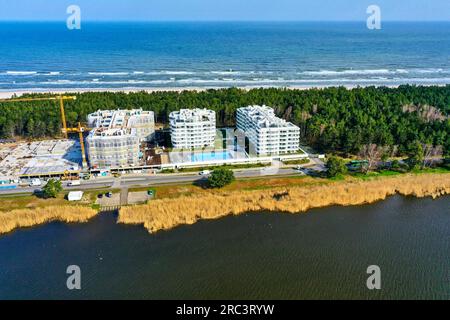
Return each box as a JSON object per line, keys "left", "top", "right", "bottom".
{"left": 85, "top": 128, "right": 140, "bottom": 169}
{"left": 236, "top": 105, "right": 300, "bottom": 156}
{"left": 86, "top": 108, "right": 154, "bottom": 169}
{"left": 87, "top": 108, "right": 155, "bottom": 142}
{"left": 169, "top": 108, "right": 216, "bottom": 149}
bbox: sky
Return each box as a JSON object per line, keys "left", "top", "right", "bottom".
{"left": 0, "top": 0, "right": 449, "bottom": 21}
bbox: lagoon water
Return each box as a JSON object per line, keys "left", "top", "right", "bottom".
{"left": 0, "top": 195, "right": 448, "bottom": 299}
{"left": 0, "top": 22, "right": 450, "bottom": 90}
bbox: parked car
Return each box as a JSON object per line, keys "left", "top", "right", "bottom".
{"left": 106, "top": 192, "right": 113, "bottom": 198}
{"left": 199, "top": 170, "right": 211, "bottom": 176}
{"left": 97, "top": 194, "right": 103, "bottom": 199}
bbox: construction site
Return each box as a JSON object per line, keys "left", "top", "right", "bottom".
{"left": 0, "top": 139, "right": 82, "bottom": 183}
{"left": 0, "top": 96, "right": 310, "bottom": 188}
{"left": 0, "top": 95, "right": 165, "bottom": 184}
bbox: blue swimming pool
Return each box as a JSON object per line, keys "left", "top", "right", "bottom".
{"left": 190, "top": 151, "right": 232, "bottom": 162}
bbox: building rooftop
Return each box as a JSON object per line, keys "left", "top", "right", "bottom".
{"left": 88, "top": 127, "right": 137, "bottom": 139}
{"left": 239, "top": 105, "right": 298, "bottom": 129}
{"left": 88, "top": 108, "right": 154, "bottom": 129}
{"left": 169, "top": 108, "right": 215, "bottom": 123}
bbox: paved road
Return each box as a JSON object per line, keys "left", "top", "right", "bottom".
{"left": 120, "top": 187, "right": 129, "bottom": 205}
{"left": 0, "top": 161, "right": 325, "bottom": 196}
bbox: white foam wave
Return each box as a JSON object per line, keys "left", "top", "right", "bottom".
{"left": 88, "top": 72, "right": 130, "bottom": 76}
{"left": 210, "top": 71, "right": 241, "bottom": 75}
{"left": 302, "top": 69, "right": 397, "bottom": 76}
{"left": 7, "top": 77, "right": 450, "bottom": 88}
{"left": 414, "top": 68, "right": 445, "bottom": 74}
{"left": 5, "top": 71, "right": 38, "bottom": 76}
{"left": 145, "top": 71, "right": 196, "bottom": 75}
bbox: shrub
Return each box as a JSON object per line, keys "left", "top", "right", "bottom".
{"left": 326, "top": 156, "right": 348, "bottom": 178}
{"left": 42, "top": 179, "right": 63, "bottom": 198}
{"left": 207, "top": 168, "right": 235, "bottom": 188}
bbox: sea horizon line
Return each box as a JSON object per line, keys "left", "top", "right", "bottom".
{"left": 1, "top": 19, "right": 450, "bottom": 23}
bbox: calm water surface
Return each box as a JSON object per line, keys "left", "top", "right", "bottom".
{"left": 0, "top": 195, "right": 448, "bottom": 299}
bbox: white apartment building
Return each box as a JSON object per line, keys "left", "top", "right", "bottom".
{"left": 169, "top": 108, "right": 216, "bottom": 149}
{"left": 236, "top": 105, "right": 300, "bottom": 156}
{"left": 85, "top": 128, "right": 140, "bottom": 169}
{"left": 87, "top": 108, "right": 155, "bottom": 142}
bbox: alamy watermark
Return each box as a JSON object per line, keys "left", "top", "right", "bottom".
{"left": 367, "top": 5, "right": 381, "bottom": 30}
{"left": 66, "top": 265, "right": 81, "bottom": 290}
{"left": 366, "top": 265, "right": 381, "bottom": 290}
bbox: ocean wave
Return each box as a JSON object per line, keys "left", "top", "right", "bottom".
{"left": 88, "top": 72, "right": 130, "bottom": 76}
{"left": 301, "top": 69, "right": 408, "bottom": 76}
{"left": 414, "top": 68, "right": 446, "bottom": 74}
{"left": 209, "top": 71, "right": 275, "bottom": 76}
{"left": 146, "top": 71, "right": 196, "bottom": 75}
{"left": 45, "top": 72, "right": 62, "bottom": 76}
{"left": 2, "top": 68, "right": 449, "bottom": 79}
{"left": 161, "top": 77, "right": 450, "bottom": 85}
{"left": 210, "top": 71, "right": 242, "bottom": 75}
{"left": 4, "top": 71, "right": 38, "bottom": 76}
{"left": 5, "top": 77, "right": 450, "bottom": 88}
{"left": 34, "top": 79, "right": 177, "bottom": 85}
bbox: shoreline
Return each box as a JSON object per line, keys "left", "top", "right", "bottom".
{"left": 0, "top": 206, "right": 97, "bottom": 235}
{"left": 1, "top": 83, "right": 448, "bottom": 99}
{"left": 0, "top": 172, "right": 448, "bottom": 235}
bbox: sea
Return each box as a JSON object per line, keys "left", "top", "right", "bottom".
{"left": 0, "top": 21, "right": 449, "bottom": 91}
{"left": 0, "top": 195, "right": 448, "bottom": 299}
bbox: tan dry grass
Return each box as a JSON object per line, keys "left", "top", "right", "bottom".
{"left": 0, "top": 206, "right": 98, "bottom": 234}
{"left": 119, "top": 173, "right": 450, "bottom": 233}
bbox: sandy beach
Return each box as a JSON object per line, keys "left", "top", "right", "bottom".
{"left": 0, "top": 87, "right": 204, "bottom": 99}
{"left": 0, "top": 84, "right": 403, "bottom": 99}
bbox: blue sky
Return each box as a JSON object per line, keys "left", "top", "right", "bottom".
{"left": 0, "top": 0, "right": 449, "bottom": 21}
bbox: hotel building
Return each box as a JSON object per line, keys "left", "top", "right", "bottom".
{"left": 169, "top": 108, "right": 216, "bottom": 149}
{"left": 236, "top": 105, "right": 300, "bottom": 156}
{"left": 86, "top": 108, "right": 155, "bottom": 168}
{"left": 85, "top": 128, "right": 140, "bottom": 168}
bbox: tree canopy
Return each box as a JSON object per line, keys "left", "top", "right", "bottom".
{"left": 207, "top": 168, "right": 235, "bottom": 188}
{"left": 1, "top": 85, "right": 448, "bottom": 156}
{"left": 42, "top": 179, "right": 63, "bottom": 198}
{"left": 325, "top": 156, "right": 348, "bottom": 178}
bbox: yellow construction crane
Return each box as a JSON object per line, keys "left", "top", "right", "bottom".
{"left": 66, "top": 122, "right": 88, "bottom": 168}
{"left": 0, "top": 95, "right": 89, "bottom": 168}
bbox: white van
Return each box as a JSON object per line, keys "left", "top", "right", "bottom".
{"left": 68, "top": 180, "right": 81, "bottom": 186}
{"left": 29, "top": 178, "right": 42, "bottom": 187}
{"left": 68, "top": 191, "right": 83, "bottom": 201}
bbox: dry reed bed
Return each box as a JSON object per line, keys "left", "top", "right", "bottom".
{"left": 119, "top": 173, "right": 450, "bottom": 233}
{"left": 0, "top": 206, "right": 98, "bottom": 235}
